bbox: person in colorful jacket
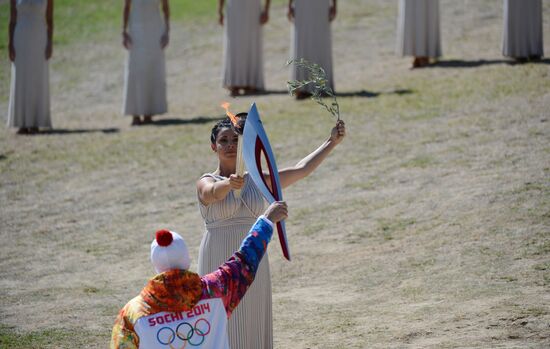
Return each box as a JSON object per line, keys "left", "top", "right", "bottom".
{"left": 110, "top": 201, "right": 288, "bottom": 349}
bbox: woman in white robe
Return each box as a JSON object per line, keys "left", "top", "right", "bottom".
{"left": 122, "top": 0, "right": 170, "bottom": 126}
{"left": 7, "top": 0, "right": 53, "bottom": 135}
{"left": 396, "top": 0, "right": 441, "bottom": 68}
{"left": 502, "top": 0, "right": 544, "bottom": 61}
{"left": 197, "top": 117, "right": 346, "bottom": 349}
{"left": 218, "top": 0, "right": 270, "bottom": 97}
{"left": 288, "top": 0, "right": 337, "bottom": 99}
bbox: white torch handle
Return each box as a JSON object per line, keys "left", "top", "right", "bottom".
{"left": 234, "top": 135, "right": 245, "bottom": 197}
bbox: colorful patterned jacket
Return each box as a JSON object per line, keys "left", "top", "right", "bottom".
{"left": 110, "top": 217, "right": 273, "bottom": 349}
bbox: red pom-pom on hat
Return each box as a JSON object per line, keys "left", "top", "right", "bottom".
{"left": 156, "top": 230, "right": 173, "bottom": 247}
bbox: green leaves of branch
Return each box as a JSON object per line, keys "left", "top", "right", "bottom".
{"left": 287, "top": 59, "right": 340, "bottom": 120}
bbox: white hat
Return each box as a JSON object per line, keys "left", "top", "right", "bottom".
{"left": 150, "top": 230, "right": 191, "bottom": 273}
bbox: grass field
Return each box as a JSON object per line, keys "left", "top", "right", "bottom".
{"left": 1, "top": 0, "right": 549, "bottom": 348}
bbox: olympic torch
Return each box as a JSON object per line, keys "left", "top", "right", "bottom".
{"left": 221, "top": 102, "right": 245, "bottom": 197}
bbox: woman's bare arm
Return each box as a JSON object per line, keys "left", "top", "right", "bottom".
{"left": 218, "top": 0, "right": 225, "bottom": 26}
{"left": 45, "top": 0, "right": 54, "bottom": 59}
{"left": 264, "top": 120, "right": 346, "bottom": 189}
{"left": 287, "top": 0, "right": 294, "bottom": 22}
{"left": 330, "top": 0, "right": 337, "bottom": 21}
{"left": 261, "top": 0, "right": 270, "bottom": 24}
{"left": 9, "top": 0, "right": 16, "bottom": 62}
{"left": 122, "top": 0, "right": 132, "bottom": 49}
{"left": 197, "top": 175, "right": 244, "bottom": 205}
{"left": 160, "top": 0, "right": 170, "bottom": 48}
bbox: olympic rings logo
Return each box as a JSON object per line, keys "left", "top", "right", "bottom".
{"left": 156, "top": 318, "right": 211, "bottom": 348}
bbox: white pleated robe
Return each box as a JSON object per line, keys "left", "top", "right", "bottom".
{"left": 502, "top": 0, "right": 544, "bottom": 58}
{"left": 8, "top": 0, "right": 51, "bottom": 128}
{"left": 291, "top": 0, "right": 334, "bottom": 92}
{"left": 123, "top": 0, "right": 167, "bottom": 116}
{"left": 198, "top": 173, "right": 272, "bottom": 349}
{"left": 222, "top": 0, "right": 265, "bottom": 90}
{"left": 397, "top": 0, "right": 442, "bottom": 58}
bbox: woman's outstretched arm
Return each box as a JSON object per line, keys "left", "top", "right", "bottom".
{"left": 273, "top": 120, "right": 346, "bottom": 189}
{"left": 197, "top": 175, "right": 244, "bottom": 205}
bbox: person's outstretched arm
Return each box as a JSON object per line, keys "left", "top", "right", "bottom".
{"left": 270, "top": 120, "right": 346, "bottom": 189}
{"left": 201, "top": 202, "right": 287, "bottom": 316}
{"left": 197, "top": 174, "right": 244, "bottom": 205}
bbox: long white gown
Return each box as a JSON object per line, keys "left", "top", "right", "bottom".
{"left": 502, "top": 0, "right": 544, "bottom": 58}
{"left": 8, "top": 0, "right": 51, "bottom": 128}
{"left": 397, "top": 0, "right": 442, "bottom": 58}
{"left": 222, "top": 0, "right": 265, "bottom": 90}
{"left": 198, "top": 173, "right": 272, "bottom": 349}
{"left": 291, "top": 0, "right": 334, "bottom": 92}
{"left": 123, "top": 0, "right": 167, "bottom": 116}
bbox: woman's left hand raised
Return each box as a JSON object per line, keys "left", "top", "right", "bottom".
{"left": 330, "top": 120, "right": 346, "bottom": 145}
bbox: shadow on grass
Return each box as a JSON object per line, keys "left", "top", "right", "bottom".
{"left": 232, "top": 88, "right": 413, "bottom": 99}
{"left": 259, "top": 89, "right": 289, "bottom": 96}
{"left": 38, "top": 128, "right": 120, "bottom": 135}
{"left": 427, "top": 58, "right": 550, "bottom": 68}
{"left": 148, "top": 115, "right": 225, "bottom": 127}
{"left": 336, "top": 89, "right": 413, "bottom": 98}
{"left": 230, "top": 89, "right": 289, "bottom": 97}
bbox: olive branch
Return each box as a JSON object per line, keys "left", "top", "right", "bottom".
{"left": 287, "top": 58, "right": 340, "bottom": 120}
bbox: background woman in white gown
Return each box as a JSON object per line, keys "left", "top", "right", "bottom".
{"left": 218, "top": 0, "right": 270, "bottom": 97}
{"left": 396, "top": 0, "right": 441, "bottom": 68}
{"left": 122, "top": 0, "right": 170, "bottom": 126}
{"left": 288, "top": 0, "right": 337, "bottom": 99}
{"left": 502, "top": 0, "right": 544, "bottom": 61}
{"left": 7, "top": 0, "right": 53, "bottom": 135}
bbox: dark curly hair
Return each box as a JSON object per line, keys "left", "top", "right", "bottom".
{"left": 210, "top": 112, "right": 248, "bottom": 144}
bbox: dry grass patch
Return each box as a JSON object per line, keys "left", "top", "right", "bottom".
{"left": 1, "top": 0, "right": 550, "bottom": 348}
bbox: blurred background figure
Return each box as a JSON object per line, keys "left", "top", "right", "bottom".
{"left": 122, "top": 0, "right": 169, "bottom": 126}
{"left": 288, "top": 0, "right": 336, "bottom": 99}
{"left": 397, "top": 0, "right": 441, "bottom": 68}
{"left": 218, "top": 0, "right": 270, "bottom": 97}
{"left": 502, "top": 0, "right": 544, "bottom": 62}
{"left": 7, "top": 0, "right": 54, "bottom": 135}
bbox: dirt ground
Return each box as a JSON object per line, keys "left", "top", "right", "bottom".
{"left": 1, "top": 1, "right": 549, "bottom": 348}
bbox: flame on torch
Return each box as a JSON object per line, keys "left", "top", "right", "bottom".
{"left": 221, "top": 102, "right": 239, "bottom": 126}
